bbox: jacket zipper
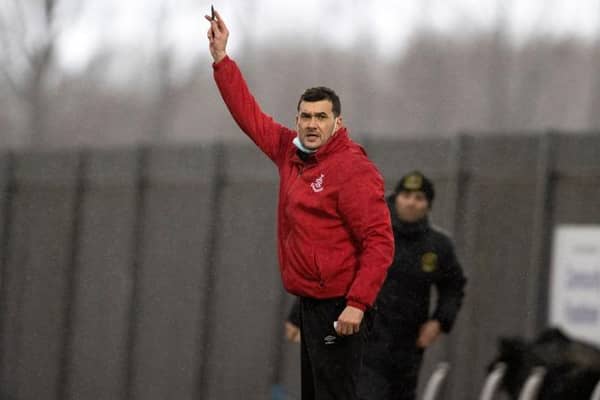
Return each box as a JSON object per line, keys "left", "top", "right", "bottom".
{"left": 285, "top": 164, "right": 303, "bottom": 198}
{"left": 314, "top": 252, "right": 325, "bottom": 288}
{"left": 281, "top": 164, "right": 302, "bottom": 279}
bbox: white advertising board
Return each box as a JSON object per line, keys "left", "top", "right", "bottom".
{"left": 549, "top": 225, "right": 600, "bottom": 346}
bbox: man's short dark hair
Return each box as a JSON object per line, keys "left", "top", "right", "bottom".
{"left": 297, "top": 86, "right": 341, "bottom": 117}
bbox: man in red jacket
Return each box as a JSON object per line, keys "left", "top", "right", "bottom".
{"left": 206, "top": 10, "right": 394, "bottom": 400}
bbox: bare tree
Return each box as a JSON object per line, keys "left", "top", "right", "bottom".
{"left": 486, "top": 0, "right": 512, "bottom": 132}
{"left": 587, "top": 2, "right": 600, "bottom": 130}
{"left": 507, "top": 1, "right": 555, "bottom": 130}
{"left": 0, "top": 0, "right": 59, "bottom": 147}
{"left": 0, "top": 0, "right": 89, "bottom": 148}
{"left": 147, "top": 1, "right": 175, "bottom": 143}
{"left": 416, "top": 0, "right": 450, "bottom": 135}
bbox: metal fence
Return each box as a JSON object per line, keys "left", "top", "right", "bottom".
{"left": 0, "top": 132, "right": 598, "bottom": 400}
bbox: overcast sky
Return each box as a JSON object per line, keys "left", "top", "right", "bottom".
{"left": 49, "top": 0, "right": 600, "bottom": 71}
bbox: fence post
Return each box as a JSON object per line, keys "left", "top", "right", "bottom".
{"left": 0, "top": 151, "right": 15, "bottom": 392}
{"left": 123, "top": 146, "right": 150, "bottom": 400}
{"left": 196, "top": 140, "right": 226, "bottom": 400}
{"left": 56, "top": 150, "right": 88, "bottom": 400}
{"left": 442, "top": 134, "right": 468, "bottom": 399}
{"left": 446, "top": 134, "right": 468, "bottom": 236}
{"left": 525, "top": 132, "right": 556, "bottom": 338}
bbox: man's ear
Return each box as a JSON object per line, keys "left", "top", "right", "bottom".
{"left": 336, "top": 116, "right": 343, "bottom": 129}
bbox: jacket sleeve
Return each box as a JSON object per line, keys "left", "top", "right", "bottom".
{"left": 432, "top": 239, "right": 467, "bottom": 332}
{"left": 337, "top": 161, "right": 394, "bottom": 311}
{"left": 213, "top": 56, "right": 293, "bottom": 166}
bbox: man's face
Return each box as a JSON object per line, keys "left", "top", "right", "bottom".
{"left": 296, "top": 100, "right": 341, "bottom": 150}
{"left": 394, "top": 191, "right": 429, "bottom": 223}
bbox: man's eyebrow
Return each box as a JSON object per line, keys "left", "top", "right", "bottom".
{"left": 300, "top": 112, "right": 329, "bottom": 117}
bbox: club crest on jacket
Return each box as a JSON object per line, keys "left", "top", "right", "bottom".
{"left": 311, "top": 174, "right": 325, "bottom": 193}
{"left": 421, "top": 252, "right": 438, "bottom": 272}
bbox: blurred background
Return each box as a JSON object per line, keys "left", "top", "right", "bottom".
{"left": 0, "top": 1, "right": 599, "bottom": 400}
{"left": 1, "top": 0, "right": 600, "bottom": 148}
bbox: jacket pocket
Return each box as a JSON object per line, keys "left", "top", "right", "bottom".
{"left": 285, "top": 234, "right": 320, "bottom": 282}
{"left": 314, "top": 246, "right": 353, "bottom": 285}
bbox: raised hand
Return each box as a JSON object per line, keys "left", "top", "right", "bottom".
{"left": 204, "top": 8, "right": 228, "bottom": 63}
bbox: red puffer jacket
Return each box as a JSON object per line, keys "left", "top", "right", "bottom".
{"left": 214, "top": 56, "right": 393, "bottom": 310}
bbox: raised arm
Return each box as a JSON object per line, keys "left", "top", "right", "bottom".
{"left": 205, "top": 9, "right": 293, "bottom": 165}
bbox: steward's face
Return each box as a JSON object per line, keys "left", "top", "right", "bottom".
{"left": 394, "top": 191, "right": 429, "bottom": 223}
{"left": 296, "top": 100, "right": 341, "bottom": 150}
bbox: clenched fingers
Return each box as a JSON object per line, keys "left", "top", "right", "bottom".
{"left": 334, "top": 320, "right": 360, "bottom": 336}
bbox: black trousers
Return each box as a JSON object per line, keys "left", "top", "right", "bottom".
{"left": 299, "top": 297, "right": 368, "bottom": 400}
{"left": 358, "top": 334, "right": 424, "bottom": 400}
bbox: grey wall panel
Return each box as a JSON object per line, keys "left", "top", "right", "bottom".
{"left": 0, "top": 151, "right": 79, "bottom": 400}
{"left": 278, "top": 293, "right": 301, "bottom": 398}
{"left": 449, "top": 184, "right": 539, "bottom": 400}
{"left": 552, "top": 180, "right": 600, "bottom": 224}
{"left": 0, "top": 152, "right": 20, "bottom": 400}
{"left": 222, "top": 143, "right": 279, "bottom": 184}
{"left": 445, "top": 137, "right": 540, "bottom": 400}
{"left": 368, "top": 138, "right": 455, "bottom": 189}
{"left": 0, "top": 153, "right": 12, "bottom": 364}
{"left": 461, "top": 135, "right": 541, "bottom": 177}
{"left": 65, "top": 150, "right": 139, "bottom": 400}
{"left": 554, "top": 133, "right": 600, "bottom": 171}
{"left": 204, "top": 182, "right": 280, "bottom": 400}
{"left": 144, "top": 145, "right": 217, "bottom": 185}
{"left": 130, "top": 146, "right": 216, "bottom": 400}
{"left": 553, "top": 134, "right": 600, "bottom": 224}
{"left": 0, "top": 152, "right": 10, "bottom": 264}
{"left": 204, "top": 143, "right": 280, "bottom": 400}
